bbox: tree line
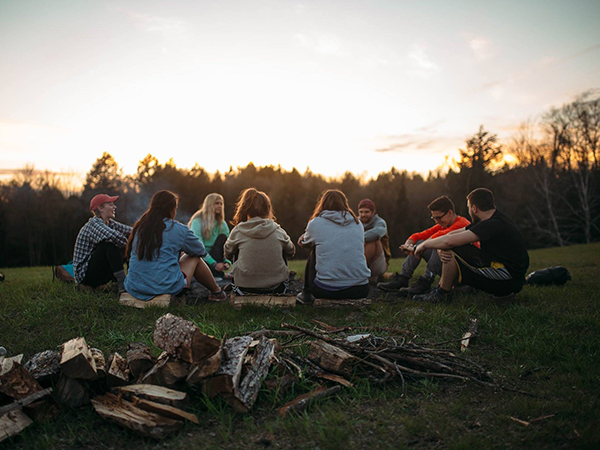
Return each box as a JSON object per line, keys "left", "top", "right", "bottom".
{"left": 1, "top": 92, "right": 598, "bottom": 267}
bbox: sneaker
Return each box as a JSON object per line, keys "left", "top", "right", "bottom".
{"left": 208, "top": 290, "right": 228, "bottom": 302}
{"left": 492, "top": 292, "right": 516, "bottom": 305}
{"left": 398, "top": 276, "right": 433, "bottom": 296}
{"left": 377, "top": 273, "right": 410, "bottom": 292}
{"left": 296, "top": 290, "right": 315, "bottom": 305}
{"left": 412, "top": 286, "right": 453, "bottom": 303}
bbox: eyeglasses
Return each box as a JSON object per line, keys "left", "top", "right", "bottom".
{"left": 431, "top": 210, "right": 449, "bottom": 222}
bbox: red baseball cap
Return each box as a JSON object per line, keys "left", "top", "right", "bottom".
{"left": 358, "top": 198, "right": 376, "bottom": 211}
{"left": 90, "top": 194, "right": 119, "bottom": 211}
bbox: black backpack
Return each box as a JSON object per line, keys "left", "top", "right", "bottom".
{"left": 526, "top": 266, "right": 571, "bottom": 286}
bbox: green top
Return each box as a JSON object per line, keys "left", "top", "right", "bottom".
{"left": 189, "top": 217, "right": 231, "bottom": 266}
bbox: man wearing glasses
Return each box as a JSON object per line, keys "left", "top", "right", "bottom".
{"left": 412, "top": 188, "right": 529, "bottom": 303}
{"left": 378, "top": 195, "right": 471, "bottom": 296}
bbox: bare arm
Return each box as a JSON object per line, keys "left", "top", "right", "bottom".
{"left": 414, "top": 230, "right": 479, "bottom": 257}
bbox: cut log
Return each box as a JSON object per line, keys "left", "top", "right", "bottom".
{"left": 0, "top": 354, "right": 23, "bottom": 367}
{"left": 119, "top": 292, "right": 177, "bottom": 309}
{"left": 127, "top": 343, "right": 154, "bottom": 379}
{"left": 231, "top": 294, "right": 296, "bottom": 309}
{"left": 0, "top": 388, "right": 52, "bottom": 416}
{"left": 154, "top": 313, "right": 221, "bottom": 364}
{"left": 277, "top": 385, "right": 341, "bottom": 417}
{"left": 186, "top": 338, "right": 224, "bottom": 386}
{"left": 60, "top": 337, "right": 97, "bottom": 380}
{"left": 0, "top": 361, "right": 44, "bottom": 400}
{"left": 203, "top": 336, "right": 252, "bottom": 398}
{"left": 90, "top": 348, "right": 106, "bottom": 379}
{"left": 233, "top": 336, "right": 277, "bottom": 412}
{"left": 55, "top": 374, "right": 89, "bottom": 407}
{"left": 307, "top": 340, "right": 356, "bottom": 376}
{"left": 111, "top": 384, "right": 188, "bottom": 409}
{"left": 0, "top": 410, "right": 33, "bottom": 443}
{"left": 106, "top": 353, "right": 130, "bottom": 387}
{"left": 23, "top": 350, "right": 61, "bottom": 383}
{"left": 313, "top": 298, "right": 371, "bottom": 308}
{"left": 317, "top": 372, "right": 354, "bottom": 387}
{"left": 461, "top": 318, "right": 478, "bottom": 352}
{"left": 92, "top": 392, "right": 183, "bottom": 439}
{"left": 139, "top": 352, "right": 190, "bottom": 387}
{"left": 131, "top": 397, "right": 198, "bottom": 424}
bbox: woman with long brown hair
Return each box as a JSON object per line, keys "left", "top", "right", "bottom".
{"left": 224, "top": 188, "right": 295, "bottom": 293}
{"left": 297, "top": 189, "right": 370, "bottom": 304}
{"left": 125, "top": 190, "right": 226, "bottom": 301}
{"left": 188, "top": 193, "right": 232, "bottom": 280}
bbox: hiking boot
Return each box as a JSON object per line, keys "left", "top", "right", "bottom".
{"left": 412, "top": 286, "right": 453, "bottom": 303}
{"left": 296, "top": 290, "right": 315, "bottom": 305}
{"left": 399, "top": 276, "right": 433, "bottom": 296}
{"left": 377, "top": 273, "right": 410, "bottom": 292}
{"left": 208, "top": 290, "right": 228, "bottom": 302}
{"left": 492, "top": 292, "right": 516, "bottom": 305}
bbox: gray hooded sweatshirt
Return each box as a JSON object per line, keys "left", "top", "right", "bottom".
{"left": 224, "top": 217, "right": 295, "bottom": 288}
{"left": 302, "top": 210, "right": 371, "bottom": 288}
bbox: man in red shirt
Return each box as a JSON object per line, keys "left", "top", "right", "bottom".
{"left": 377, "top": 196, "right": 471, "bottom": 296}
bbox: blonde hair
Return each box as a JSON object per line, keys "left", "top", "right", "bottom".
{"left": 188, "top": 193, "right": 225, "bottom": 239}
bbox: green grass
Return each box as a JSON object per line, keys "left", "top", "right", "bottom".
{"left": 1, "top": 243, "right": 599, "bottom": 449}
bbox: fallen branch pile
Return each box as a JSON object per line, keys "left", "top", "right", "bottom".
{"left": 1, "top": 313, "right": 521, "bottom": 442}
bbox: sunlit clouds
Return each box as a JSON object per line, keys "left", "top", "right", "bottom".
{"left": 0, "top": 0, "right": 598, "bottom": 180}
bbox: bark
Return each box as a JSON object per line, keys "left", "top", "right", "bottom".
{"left": 24, "top": 350, "right": 61, "bottom": 383}
{"left": 203, "top": 336, "right": 252, "bottom": 398}
{"left": 126, "top": 343, "right": 154, "bottom": 379}
{"left": 307, "top": 340, "right": 356, "bottom": 376}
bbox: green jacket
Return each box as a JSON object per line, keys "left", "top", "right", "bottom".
{"left": 189, "top": 217, "right": 231, "bottom": 266}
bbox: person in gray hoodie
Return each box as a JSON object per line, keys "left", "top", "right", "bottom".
{"left": 297, "top": 189, "right": 371, "bottom": 304}
{"left": 224, "top": 188, "right": 295, "bottom": 293}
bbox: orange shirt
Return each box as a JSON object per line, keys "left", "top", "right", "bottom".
{"left": 408, "top": 215, "right": 472, "bottom": 242}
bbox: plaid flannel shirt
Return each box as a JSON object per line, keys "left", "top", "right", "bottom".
{"left": 73, "top": 217, "right": 132, "bottom": 283}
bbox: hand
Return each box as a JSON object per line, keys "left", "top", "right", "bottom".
{"left": 414, "top": 243, "right": 425, "bottom": 258}
{"left": 223, "top": 262, "right": 230, "bottom": 270}
{"left": 214, "top": 262, "right": 225, "bottom": 272}
{"left": 438, "top": 249, "right": 454, "bottom": 264}
{"left": 399, "top": 244, "right": 415, "bottom": 255}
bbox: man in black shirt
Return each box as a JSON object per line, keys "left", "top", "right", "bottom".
{"left": 412, "top": 188, "right": 529, "bottom": 302}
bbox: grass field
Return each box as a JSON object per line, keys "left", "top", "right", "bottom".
{"left": 1, "top": 243, "right": 599, "bottom": 449}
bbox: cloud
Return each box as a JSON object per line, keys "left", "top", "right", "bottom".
{"left": 116, "top": 8, "right": 190, "bottom": 41}
{"left": 375, "top": 134, "right": 449, "bottom": 154}
{"left": 408, "top": 45, "right": 439, "bottom": 78}
{"left": 295, "top": 32, "right": 349, "bottom": 57}
{"left": 462, "top": 33, "right": 494, "bottom": 61}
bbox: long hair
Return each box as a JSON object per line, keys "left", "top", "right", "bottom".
{"left": 310, "top": 189, "right": 359, "bottom": 223}
{"left": 187, "top": 193, "right": 225, "bottom": 240}
{"left": 126, "top": 190, "right": 179, "bottom": 261}
{"left": 232, "top": 188, "right": 275, "bottom": 225}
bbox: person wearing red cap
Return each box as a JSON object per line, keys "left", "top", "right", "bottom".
{"left": 73, "top": 193, "right": 131, "bottom": 291}
{"left": 358, "top": 198, "right": 391, "bottom": 282}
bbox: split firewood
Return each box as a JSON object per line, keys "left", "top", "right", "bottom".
{"left": 316, "top": 372, "right": 354, "bottom": 387}
{"left": 203, "top": 336, "right": 252, "bottom": 398}
{"left": 0, "top": 388, "right": 52, "bottom": 416}
{"left": 90, "top": 348, "right": 106, "bottom": 379}
{"left": 313, "top": 298, "right": 371, "bottom": 308}
{"left": 0, "top": 410, "right": 33, "bottom": 443}
{"left": 55, "top": 374, "right": 90, "bottom": 407}
{"left": 60, "top": 337, "right": 97, "bottom": 380}
{"left": 277, "top": 385, "right": 341, "bottom": 417}
{"left": 127, "top": 343, "right": 154, "bottom": 379}
{"left": 0, "top": 360, "right": 44, "bottom": 400}
{"left": 140, "top": 352, "right": 190, "bottom": 387}
{"left": 91, "top": 392, "right": 183, "bottom": 439}
{"left": 23, "top": 350, "right": 61, "bottom": 384}
{"left": 307, "top": 340, "right": 356, "bottom": 376}
{"left": 131, "top": 397, "right": 199, "bottom": 424}
{"left": 461, "top": 318, "right": 478, "bottom": 352}
{"left": 154, "top": 313, "right": 221, "bottom": 364}
{"left": 106, "top": 352, "right": 130, "bottom": 387}
{"left": 187, "top": 338, "right": 225, "bottom": 386}
{"left": 112, "top": 384, "right": 189, "bottom": 409}
{"left": 1, "top": 354, "right": 23, "bottom": 366}
{"left": 233, "top": 336, "right": 277, "bottom": 412}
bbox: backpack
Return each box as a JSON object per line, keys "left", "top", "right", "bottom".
{"left": 526, "top": 266, "right": 571, "bottom": 286}
{"left": 53, "top": 261, "right": 75, "bottom": 283}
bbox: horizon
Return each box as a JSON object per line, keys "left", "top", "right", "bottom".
{"left": 1, "top": 0, "right": 599, "bottom": 178}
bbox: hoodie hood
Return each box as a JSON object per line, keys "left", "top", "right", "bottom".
{"left": 319, "top": 210, "right": 358, "bottom": 226}
{"left": 236, "top": 217, "right": 279, "bottom": 239}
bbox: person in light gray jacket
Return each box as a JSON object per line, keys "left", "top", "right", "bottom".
{"left": 224, "top": 188, "right": 295, "bottom": 293}
{"left": 297, "top": 189, "right": 371, "bottom": 304}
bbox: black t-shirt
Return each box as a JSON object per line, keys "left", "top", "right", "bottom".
{"left": 466, "top": 210, "right": 530, "bottom": 279}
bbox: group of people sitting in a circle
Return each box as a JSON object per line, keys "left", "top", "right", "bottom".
{"left": 73, "top": 186, "right": 529, "bottom": 304}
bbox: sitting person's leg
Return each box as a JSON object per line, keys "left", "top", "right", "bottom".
{"left": 364, "top": 240, "right": 386, "bottom": 280}
{"left": 208, "top": 233, "right": 229, "bottom": 277}
{"left": 180, "top": 254, "right": 221, "bottom": 292}
{"left": 400, "top": 248, "right": 440, "bottom": 296}
{"left": 82, "top": 241, "right": 125, "bottom": 288}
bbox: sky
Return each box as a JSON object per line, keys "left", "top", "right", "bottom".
{"left": 1, "top": 0, "right": 599, "bottom": 181}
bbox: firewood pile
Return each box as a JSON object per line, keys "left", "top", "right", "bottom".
{"left": 1, "top": 313, "right": 513, "bottom": 442}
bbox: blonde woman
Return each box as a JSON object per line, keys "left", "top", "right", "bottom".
{"left": 188, "top": 193, "right": 232, "bottom": 279}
